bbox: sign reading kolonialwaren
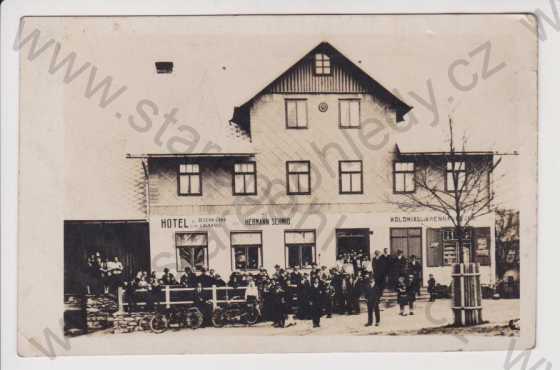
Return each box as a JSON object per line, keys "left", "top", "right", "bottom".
{"left": 17, "top": 14, "right": 537, "bottom": 356}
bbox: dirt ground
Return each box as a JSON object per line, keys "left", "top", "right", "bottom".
{"left": 90, "top": 298, "right": 520, "bottom": 337}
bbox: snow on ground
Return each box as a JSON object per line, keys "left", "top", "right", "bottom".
{"left": 91, "top": 298, "right": 519, "bottom": 337}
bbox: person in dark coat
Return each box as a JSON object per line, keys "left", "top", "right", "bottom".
{"left": 322, "top": 273, "right": 334, "bottom": 318}
{"left": 407, "top": 274, "right": 417, "bottom": 315}
{"left": 289, "top": 267, "right": 301, "bottom": 286}
{"left": 271, "top": 280, "right": 288, "bottom": 327}
{"left": 390, "top": 250, "right": 408, "bottom": 290}
{"left": 192, "top": 283, "right": 210, "bottom": 325}
{"left": 427, "top": 274, "right": 437, "bottom": 302}
{"left": 198, "top": 268, "right": 214, "bottom": 287}
{"left": 122, "top": 280, "right": 137, "bottom": 313}
{"left": 160, "top": 268, "right": 177, "bottom": 286}
{"left": 372, "top": 250, "right": 388, "bottom": 294}
{"left": 179, "top": 267, "right": 194, "bottom": 287}
{"left": 340, "top": 273, "right": 353, "bottom": 315}
{"left": 363, "top": 276, "right": 381, "bottom": 326}
{"left": 213, "top": 274, "right": 226, "bottom": 287}
{"left": 308, "top": 278, "right": 324, "bottom": 328}
{"left": 330, "top": 270, "right": 343, "bottom": 314}
{"left": 296, "top": 273, "right": 311, "bottom": 319}
{"left": 396, "top": 276, "right": 409, "bottom": 316}
{"left": 408, "top": 255, "right": 422, "bottom": 296}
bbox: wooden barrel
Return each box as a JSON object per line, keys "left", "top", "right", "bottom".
{"left": 451, "top": 262, "right": 483, "bottom": 326}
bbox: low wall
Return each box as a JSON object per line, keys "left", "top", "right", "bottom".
{"left": 86, "top": 295, "right": 118, "bottom": 331}
{"left": 113, "top": 311, "right": 153, "bottom": 334}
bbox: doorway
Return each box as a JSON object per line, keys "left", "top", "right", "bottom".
{"left": 335, "top": 228, "right": 371, "bottom": 259}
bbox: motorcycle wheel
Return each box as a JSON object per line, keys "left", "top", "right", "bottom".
{"left": 211, "top": 308, "right": 225, "bottom": 328}
{"left": 186, "top": 308, "right": 203, "bottom": 329}
{"left": 244, "top": 306, "right": 260, "bottom": 325}
{"left": 149, "top": 313, "right": 169, "bottom": 334}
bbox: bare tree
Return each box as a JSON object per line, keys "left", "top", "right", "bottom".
{"left": 390, "top": 118, "right": 501, "bottom": 263}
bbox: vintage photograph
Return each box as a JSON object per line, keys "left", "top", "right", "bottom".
{"left": 16, "top": 14, "right": 537, "bottom": 355}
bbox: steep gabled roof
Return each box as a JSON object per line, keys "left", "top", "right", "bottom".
{"left": 230, "top": 42, "right": 413, "bottom": 136}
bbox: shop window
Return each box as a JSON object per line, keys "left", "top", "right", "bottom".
{"left": 339, "top": 99, "right": 360, "bottom": 128}
{"left": 286, "top": 161, "right": 311, "bottom": 195}
{"left": 390, "top": 228, "right": 422, "bottom": 258}
{"left": 474, "top": 227, "right": 491, "bottom": 266}
{"left": 339, "top": 160, "right": 363, "bottom": 194}
{"left": 285, "top": 230, "right": 316, "bottom": 268}
{"left": 178, "top": 163, "right": 202, "bottom": 196}
{"left": 233, "top": 162, "right": 257, "bottom": 195}
{"left": 285, "top": 99, "right": 308, "bottom": 128}
{"left": 393, "top": 162, "right": 415, "bottom": 193}
{"left": 231, "top": 231, "right": 262, "bottom": 270}
{"left": 176, "top": 232, "right": 208, "bottom": 271}
{"left": 441, "top": 229, "right": 472, "bottom": 265}
{"left": 446, "top": 161, "right": 466, "bottom": 192}
{"left": 314, "top": 53, "right": 331, "bottom": 75}
{"left": 428, "top": 227, "right": 491, "bottom": 267}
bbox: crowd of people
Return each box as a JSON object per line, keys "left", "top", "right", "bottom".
{"left": 85, "top": 251, "right": 123, "bottom": 295}
{"left": 104, "top": 247, "right": 438, "bottom": 328}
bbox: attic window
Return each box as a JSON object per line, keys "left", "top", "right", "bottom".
{"left": 314, "top": 53, "right": 331, "bottom": 75}
{"left": 155, "top": 61, "right": 173, "bottom": 74}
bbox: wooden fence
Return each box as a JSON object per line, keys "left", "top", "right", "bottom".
{"left": 452, "top": 262, "right": 483, "bottom": 326}
{"left": 117, "top": 285, "right": 249, "bottom": 313}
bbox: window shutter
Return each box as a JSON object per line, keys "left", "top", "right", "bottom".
{"left": 473, "top": 227, "right": 491, "bottom": 266}
{"left": 426, "top": 228, "right": 443, "bottom": 267}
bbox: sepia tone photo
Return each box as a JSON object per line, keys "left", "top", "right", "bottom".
{"left": 16, "top": 14, "right": 537, "bottom": 355}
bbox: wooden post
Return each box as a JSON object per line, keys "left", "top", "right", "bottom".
{"left": 211, "top": 285, "right": 217, "bottom": 311}
{"left": 452, "top": 262, "right": 483, "bottom": 326}
{"left": 165, "top": 285, "right": 170, "bottom": 309}
{"left": 117, "top": 286, "right": 124, "bottom": 313}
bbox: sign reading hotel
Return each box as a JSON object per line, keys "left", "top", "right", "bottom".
{"left": 159, "top": 215, "right": 291, "bottom": 229}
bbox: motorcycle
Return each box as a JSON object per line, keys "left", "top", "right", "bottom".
{"left": 211, "top": 296, "right": 260, "bottom": 327}
{"left": 149, "top": 306, "right": 204, "bottom": 333}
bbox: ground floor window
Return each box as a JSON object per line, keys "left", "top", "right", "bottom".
{"left": 427, "top": 227, "right": 491, "bottom": 267}
{"left": 285, "top": 230, "right": 316, "bottom": 268}
{"left": 390, "top": 228, "right": 422, "bottom": 258}
{"left": 176, "top": 232, "right": 208, "bottom": 271}
{"left": 335, "top": 228, "right": 370, "bottom": 259}
{"left": 231, "top": 231, "right": 262, "bottom": 270}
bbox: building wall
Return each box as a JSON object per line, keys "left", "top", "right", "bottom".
{"left": 145, "top": 89, "right": 496, "bottom": 286}
{"left": 148, "top": 207, "right": 495, "bottom": 286}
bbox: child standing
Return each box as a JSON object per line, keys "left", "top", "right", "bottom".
{"left": 396, "top": 276, "right": 409, "bottom": 316}
{"left": 406, "top": 274, "right": 417, "bottom": 316}
{"left": 427, "top": 274, "right": 437, "bottom": 302}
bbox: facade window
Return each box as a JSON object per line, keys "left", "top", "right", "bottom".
{"left": 286, "top": 161, "right": 311, "bottom": 195}
{"left": 176, "top": 232, "right": 208, "bottom": 271}
{"left": 390, "top": 228, "right": 422, "bottom": 258}
{"left": 233, "top": 162, "right": 257, "bottom": 195}
{"left": 446, "top": 161, "right": 466, "bottom": 192}
{"left": 442, "top": 229, "right": 472, "bottom": 266}
{"left": 314, "top": 53, "right": 331, "bottom": 75}
{"left": 393, "top": 162, "right": 415, "bottom": 193}
{"left": 231, "top": 231, "right": 262, "bottom": 270}
{"left": 285, "top": 230, "right": 316, "bottom": 268}
{"left": 178, "top": 163, "right": 201, "bottom": 196}
{"left": 339, "top": 160, "right": 363, "bottom": 194}
{"left": 339, "top": 99, "right": 360, "bottom": 128}
{"left": 285, "top": 99, "right": 308, "bottom": 128}
{"left": 427, "top": 227, "right": 490, "bottom": 267}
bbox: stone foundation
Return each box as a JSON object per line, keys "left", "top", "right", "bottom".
{"left": 112, "top": 311, "right": 153, "bottom": 334}
{"left": 86, "top": 295, "right": 118, "bottom": 331}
